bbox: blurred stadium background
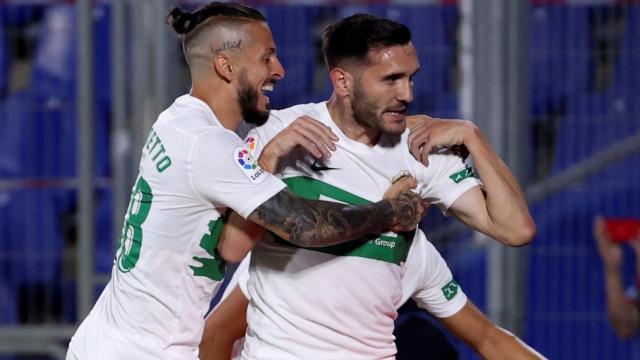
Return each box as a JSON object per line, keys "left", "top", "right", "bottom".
{"left": 0, "top": 0, "right": 639, "bottom": 359}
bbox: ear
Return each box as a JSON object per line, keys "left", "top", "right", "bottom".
{"left": 329, "top": 67, "right": 353, "bottom": 97}
{"left": 212, "top": 53, "right": 234, "bottom": 83}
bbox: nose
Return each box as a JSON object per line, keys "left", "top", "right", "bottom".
{"left": 397, "top": 79, "right": 413, "bottom": 104}
{"left": 271, "top": 56, "right": 285, "bottom": 80}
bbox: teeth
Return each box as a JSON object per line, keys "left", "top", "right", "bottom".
{"left": 262, "top": 84, "right": 274, "bottom": 92}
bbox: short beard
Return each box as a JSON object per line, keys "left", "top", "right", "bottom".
{"left": 352, "top": 81, "right": 384, "bottom": 132}
{"left": 352, "top": 81, "right": 405, "bottom": 136}
{"left": 238, "top": 72, "right": 269, "bottom": 126}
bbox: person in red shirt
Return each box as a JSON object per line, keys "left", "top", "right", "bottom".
{"left": 594, "top": 216, "right": 640, "bottom": 338}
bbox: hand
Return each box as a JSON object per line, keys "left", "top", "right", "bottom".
{"left": 594, "top": 216, "right": 623, "bottom": 270}
{"left": 388, "top": 190, "right": 427, "bottom": 233}
{"left": 259, "top": 116, "right": 338, "bottom": 173}
{"left": 383, "top": 172, "right": 417, "bottom": 200}
{"left": 405, "top": 114, "right": 433, "bottom": 131}
{"left": 408, "top": 117, "right": 476, "bottom": 166}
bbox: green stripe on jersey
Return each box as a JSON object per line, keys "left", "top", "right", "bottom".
{"left": 190, "top": 219, "right": 227, "bottom": 281}
{"left": 275, "top": 177, "right": 413, "bottom": 265}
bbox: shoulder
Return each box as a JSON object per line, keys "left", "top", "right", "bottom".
{"left": 268, "top": 102, "right": 325, "bottom": 125}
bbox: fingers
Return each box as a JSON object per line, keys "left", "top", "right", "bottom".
{"left": 408, "top": 121, "right": 432, "bottom": 166}
{"left": 383, "top": 172, "right": 417, "bottom": 200}
{"left": 405, "top": 114, "right": 435, "bottom": 130}
{"left": 289, "top": 116, "right": 338, "bottom": 158}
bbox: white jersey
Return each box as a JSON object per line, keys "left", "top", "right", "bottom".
{"left": 242, "top": 102, "right": 480, "bottom": 359}
{"left": 69, "top": 94, "right": 286, "bottom": 360}
{"left": 220, "top": 230, "right": 467, "bottom": 360}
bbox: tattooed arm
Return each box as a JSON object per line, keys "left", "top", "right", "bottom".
{"left": 217, "top": 188, "right": 424, "bottom": 262}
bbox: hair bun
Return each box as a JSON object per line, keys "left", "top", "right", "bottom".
{"left": 167, "top": 7, "right": 196, "bottom": 34}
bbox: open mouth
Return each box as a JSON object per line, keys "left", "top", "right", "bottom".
{"left": 384, "top": 108, "right": 407, "bottom": 120}
{"left": 260, "top": 83, "right": 274, "bottom": 104}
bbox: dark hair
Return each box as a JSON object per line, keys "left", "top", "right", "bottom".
{"left": 166, "top": 2, "right": 265, "bottom": 36}
{"left": 323, "top": 14, "right": 411, "bottom": 69}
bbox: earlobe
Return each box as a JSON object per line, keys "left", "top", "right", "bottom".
{"left": 213, "top": 54, "right": 233, "bottom": 83}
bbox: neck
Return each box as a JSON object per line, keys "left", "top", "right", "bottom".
{"left": 191, "top": 76, "right": 242, "bottom": 131}
{"left": 327, "top": 94, "right": 380, "bottom": 146}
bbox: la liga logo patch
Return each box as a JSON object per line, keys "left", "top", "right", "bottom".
{"left": 237, "top": 148, "right": 257, "bottom": 170}
{"left": 234, "top": 140, "right": 266, "bottom": 184}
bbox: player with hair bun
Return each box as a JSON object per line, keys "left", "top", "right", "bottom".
{"left": 65, "top": 3, "right": 425, "bottom": 359}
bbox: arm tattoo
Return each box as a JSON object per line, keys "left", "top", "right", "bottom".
{"left": 248, "top": 189, "right": 421, "bottom": 248}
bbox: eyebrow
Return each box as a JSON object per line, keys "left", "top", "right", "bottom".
{"left": 381, "top": 68, "right": 420, "bottom": 81}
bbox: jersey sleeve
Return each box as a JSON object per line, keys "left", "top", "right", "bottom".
{"left": 189, "top": 130, "right": 286, "bottom": 219}
{"left": 412, "top": 153, "right": 482, "bottom": 212}
{"left": 403, "top": 232, "right": 467, "bottom": 318}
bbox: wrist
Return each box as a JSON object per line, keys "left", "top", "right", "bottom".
{"left": 460, "top": 121, "right": 481, "bottom": 148}
{"left": 257, "top": 149, "right": 278, "bottom": 174}
{"left": 374, "top": 198, "right": 397, "bottom": 232}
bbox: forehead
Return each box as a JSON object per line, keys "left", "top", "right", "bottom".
{"left": 242, "top": 21, "right": 275, "bottom": 49}
{"left": 363, "top": 43, "right": 419, "bottom": 74}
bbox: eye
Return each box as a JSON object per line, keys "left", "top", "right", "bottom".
{"left": 384, "top": 74, "right": 402, "bottom": 83}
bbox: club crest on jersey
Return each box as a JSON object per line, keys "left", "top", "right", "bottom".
{"left": 449, "top": 166, "right": 476, "bottom": 184}
{"left": 234, "top": 145, "right": 266, "bottom": 183}
{"left": 441, "top": 279, "right": 459, "bottom": 300}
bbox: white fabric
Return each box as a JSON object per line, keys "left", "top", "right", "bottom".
{"left": 69, "top": 94, "right": 286, "bottom": 360}
{"left": 223, "top": 229, "right": 467, "bottom": 360}
{"left": 400, "top": 231, "right": 467, "bottom": 318}
{"left": 241, "top": 102, "right": 479, "bottom": 360}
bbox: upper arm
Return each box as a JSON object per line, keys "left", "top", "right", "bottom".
{"left": 447, "top": 186, "right": 494, "bottom": 237}
{"left": 190, "top": 131, "right": 286, "bottom": 218}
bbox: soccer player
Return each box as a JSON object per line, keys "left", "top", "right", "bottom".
{"left": 65, "top": 4, "right": 425, "bottom": 360}
{"left": 209, "top": 13, "right": 538, "bottom": 359}
{"left": 201, "top": 230, "right": 544, "bottom": 360}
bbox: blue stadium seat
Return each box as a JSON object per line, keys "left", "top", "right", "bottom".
{"left": 31, "top": 4, "right": 111, "bottom": 106}
{"left": 527, "top": 150, "right": 640, "bottom": 359}
{"left": 552, "top": 92, "right": 640, "bottom": 172}
{"left": 0, "top": 4, "right": 45, "bottom": 28}
{"left": 529, "top": 6, "right": 590, "bottom": 117}
{"left": 611, "top": 4, "right": 640, "bottom": 94}
{"left": 262, "top": 5, "right": 322, "bottom": 108}
{"left": 0, "top": 25, "right": 9, "bottom": 99}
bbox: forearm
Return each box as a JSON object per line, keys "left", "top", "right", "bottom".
{"left": 248, "top": 190, "right": 416, "bottom": 248}
{"left": 476, "top": 326, "right": 546, "bottom": 360}
{"left": 463, "top": 126, "right": 535, "bottom": 246}
{"left": 603, "top": 268, "right": 640, "bottom": 338}
{"left": 200, "top": 286, "right": 248, "bottom": 360}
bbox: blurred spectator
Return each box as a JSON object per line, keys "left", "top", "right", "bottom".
{"left": 594, "top": 216, "right": 640, "bottom": 339}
